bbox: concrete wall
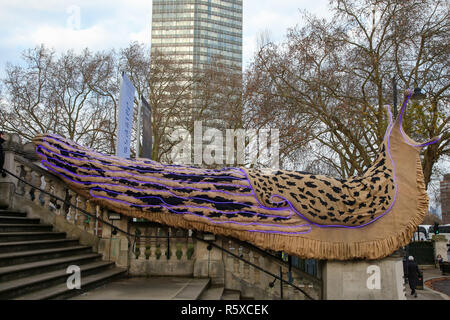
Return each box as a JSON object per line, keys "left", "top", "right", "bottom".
{"left": 323, "top": 255, "right": 405, "bottom": 300}
{"left": 433, "top": 235, "right": 448, "bottom": 262}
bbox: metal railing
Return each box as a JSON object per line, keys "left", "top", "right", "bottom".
{"left": 1, "top": 166, "right": 316, "bottom": 300}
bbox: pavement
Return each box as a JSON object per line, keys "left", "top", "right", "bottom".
{"left": 70, "top": 277, "right": 210, "bottom": 300}
{"left": 405, "top": 266, "right": 450, "bottom": 301}
{"left": 69, "top": 260, "right": 450, "bottom": 300}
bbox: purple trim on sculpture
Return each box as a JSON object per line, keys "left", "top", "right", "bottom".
{"left": 89, "top": 186, "right": 293, "bottom": 219}
{"left": 41, "top": 161, "right": 254, "bottom": 197}
{"left": 42, "top": 135, "right": 244, "bottom": 175}
{"left": 36, "top": 148, "right": 249, "bottom": 188}
{"left": 89, "top": 190, "right": 308, "bottom": 232}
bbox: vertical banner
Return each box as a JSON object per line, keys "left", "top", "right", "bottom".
{"left": 116, "top": 72, "right": 135, "bottom": 158}
{"left": 141, "top": 96, "right": 153, "bottom": 159}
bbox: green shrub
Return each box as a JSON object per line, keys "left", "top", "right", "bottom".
{"left": 186, "top": 243, "right": 194, "bottom": 260}
{"left": 145, "top": 245, "right": 151, "bottom": 260}
{"left": 176, "top": 243, "right": 183, "bottom": 260}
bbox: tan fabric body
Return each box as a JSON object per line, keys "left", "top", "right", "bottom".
{"left": 32, "top": 113, "right": 428, "bottom": 260}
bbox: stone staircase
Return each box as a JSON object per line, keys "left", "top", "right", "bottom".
{"left": 198, "top": 283, "right": 242, "bottom": 300}
{"left": 70, "top": 276, "right": 244, "bottom": 300}
{"left": 0, "top": 208, "right": 127, "bottom": 300}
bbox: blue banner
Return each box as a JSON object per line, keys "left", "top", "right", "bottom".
{"left": 116, "top": 72, "right": 135, "bottom": 158}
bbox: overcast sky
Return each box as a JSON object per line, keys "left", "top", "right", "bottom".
{"left": 0, "top": 0, "right": 332, "bottom": 72}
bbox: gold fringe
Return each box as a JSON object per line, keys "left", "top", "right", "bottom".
{"left": 85, "top": 155, "right": 428, "bottom": 261}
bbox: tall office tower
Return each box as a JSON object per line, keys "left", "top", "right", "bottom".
{"left": 151, "top": 0, "right": 243, "bottom": 165}
{"left": 151, "top": 0, "right": 243, "bottom": 74}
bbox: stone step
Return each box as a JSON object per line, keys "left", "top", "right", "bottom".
{"left": 0, "top": 245, "right": 92, "bottom": 267}
{"left": 172, "top": 278, "right": 211, "bottom": 300}
{"left": 0, "top": 252, "right": 102, "bottom": 282}
{"left": 0, "top": 216, "right": 40, "bottom": 225}
{"left": 0, "top": 210, "right": 27, "bottom": 217}
{"left": 14, "top": 267, "right": 127, "bottom": 300}
{"left": 0, "top": 224, "right": 53, "bottom": 233}
{"left": 221, "top": 289, "right": 241, "bottom": 300}
{"left": 0, "top": 260, "right": 119, "bottom": 299}
{"left": 0, "top": 231, "right": 67, "bottom": 242}
{"left": 198, "top": 284, "right": 225, "bottom": 300}
{"left": 0, "top": 238, "right": 79, "bottom": 254}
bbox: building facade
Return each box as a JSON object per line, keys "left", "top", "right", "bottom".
{"left": 151, "top": 0, "right": 243, "bottom": 73}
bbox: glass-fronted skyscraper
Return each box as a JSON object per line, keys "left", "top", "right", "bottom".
{"left": 151, "top": 0, "right": 243, "bottom": 73}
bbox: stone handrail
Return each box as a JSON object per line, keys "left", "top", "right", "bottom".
{"left": 8, "top": 152, "right": 104, "bottom": 238}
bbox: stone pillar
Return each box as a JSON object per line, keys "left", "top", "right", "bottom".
{"left": 433, "top": 235, "right": 448, "bottom": 263}
{"left": 322, "top": 253, "right": 405, "bottom": 300}
{"left": 193, "top": 234, "right": 225, "bottom": 284}
{"left": 98, "top": 211, "right": 129, "bottom": 269}
{"left": 1, "top": 134, "right": 21, "bottom": 180}
{"left": 0, "top": 134, "right": 22, "bottom": 208}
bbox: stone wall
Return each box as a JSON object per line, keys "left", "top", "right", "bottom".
{"left": 322, "top": 254, "right": 405, "bottom": 300}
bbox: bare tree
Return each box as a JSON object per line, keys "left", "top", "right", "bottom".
{"left": 0, "top": 45, "right": 119, "bottom": 154}
{"left": 245, "top": 0, "right": 449, "bottom": 187}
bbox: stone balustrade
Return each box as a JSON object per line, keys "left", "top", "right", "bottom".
{"left": 221, "top": 236, "right": 322, "bottom": 300}
{"left": 10, "top": 153, "right": 105, "bottom": 239}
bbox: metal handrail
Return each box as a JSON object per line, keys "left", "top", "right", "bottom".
{"left": 2, "top": 167, "right": 185, "bottom": 240}
{"left": 226, "top": 235, "right": 322, "bottom": 286}
{"left": 2, "top": 166, "right": 315, "bottom": 300}
{"left": 193, "top": 234, "right": 314, "bottom": 300}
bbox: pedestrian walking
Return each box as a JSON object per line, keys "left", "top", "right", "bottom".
{"left": 436, "top": 254, "right": 444, "bottom": 270}
{"left": 407, "top": 256, "right": 420, "bottom": 297}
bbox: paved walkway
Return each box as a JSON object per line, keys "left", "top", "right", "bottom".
{"left": 405, "top": 267, "right": 450, "bottom": 300}
{"left": 70, "top": 268, "right": 450, "bottom": 300}
{"left": 71, "top": 277, "right": 208, "bottom": 300}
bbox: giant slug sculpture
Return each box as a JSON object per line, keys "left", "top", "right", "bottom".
{"left": 32, "top": 90, "right": 439, "bottom": 260}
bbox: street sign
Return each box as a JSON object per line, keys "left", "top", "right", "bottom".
{"left": 116, "top": 72, "right": 135, "bottom": 158}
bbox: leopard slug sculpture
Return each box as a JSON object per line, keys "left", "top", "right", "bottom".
{"left": 32, "top": 90, "right": 440, "bottom": 260}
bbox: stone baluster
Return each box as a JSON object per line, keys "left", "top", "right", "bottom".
{"left": 149, "top": 228, "right": 156, "bottom": 260}
{"left": 16, "top": 164, "right": 25, "bottom": 194}
{"left": 252, "top": 251, "right": 261, "bottom": 286}
{"left": 53, "top": 185, "right": 66, "bottom": 215}
{"left": 42, "top": 176, "right": 53, "bottom": 208}
{"left": 67, "top": 189, "right": 77, "bottom": 223}
{"left": 48, "top": 180, "right": 59, "bottom": 211}
{"left": 77, "top": 196, "right": 87, "bottom": 227}
{"left": 36, "top": 174, "right": 45, "bottom": 206}
{"left": 166, "top": 227, "right": 172, "bottom": 259}
{"left": 22, "top": 166, "right": 33, "bottom": 200}
{"left": 84, "top": 200, "right": 95, "bottom": 234}
{"left": 87, "top": 204, "right": 97, "bottom": 234}
{"left": 94, "top": 205, "right": 102, "bottom": 237}
{"left": 242, "top": 246, "right": 250, "bottom": 279}
{"left": 28, "top": 170, "right": 40, "bottom": 203}
{"left": 232, "top": 241, "right": 240, "bottom": 274}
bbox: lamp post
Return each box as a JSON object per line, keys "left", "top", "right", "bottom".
{"left": 392, "top": 77, "right": 398, "bottom": 118}
{"left": 392, "top": 75, "right": 426, "bottom": 118}
{"left": 411, "top": 87, "right": 426, "bottom": 101}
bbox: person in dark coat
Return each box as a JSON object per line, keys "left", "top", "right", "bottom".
{"left": 0, "top": 131, "right": 5, "bottom": 175}
{"left": 407, "top": 256, "right": 420, "bottom": 297}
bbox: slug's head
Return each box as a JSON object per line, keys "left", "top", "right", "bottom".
{"left": 384, "top": 89, "right": 441, "bottom": 149}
